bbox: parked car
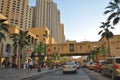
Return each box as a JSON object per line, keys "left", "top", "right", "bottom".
{"left": 62, "top": 62, "right": 77, "bottom": 73}
{"left": 75, "top": 62, "right": 80, "bottom": 69}
{"left": 80, "top": 62, "right": 88, "bottom": 67}
{"left": 87, "top": 62, "right": 96, "bottom": 70}
{"left": 94, "top": 60, "right": 106, "bottom": 73}
{"left": 101, "top": 57, "right": 120, "bottom": 80}
{"left": 83, "top": 62, "right": 91, "bottom": 68}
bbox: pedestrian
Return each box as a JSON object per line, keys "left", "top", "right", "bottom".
{"left": 2, "top": 59, "right": 6, "bottom": 68}
{"left": 29, "top": 60, "right": 33, "bottom": 70}
{"left": 23, "top": 62, "right": 27, "bottom": 70}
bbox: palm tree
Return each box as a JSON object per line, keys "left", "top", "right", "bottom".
{"left": 90, "top": 47, "right": 100, "bottom": 62}
{"left": 10, "top": 30, "right": 30, "bottom": 69}
{"left": 101, "top": 47, "right": 108, "bottom": 60}
{"left": 0, "top": 19, "right": 9, "bottom": 41}
{"left": 0, "top": 19, "right": 9, "bottom": 68}
{"left": 94, "top": 47, "right": 101, "bottom": 61}
{"left": 91, "top": 50, "right": 96, "bottom": 62}
{"left": 104, "top": 0, "right": 120, "bottom": 25}
{"left": 98, "top": 21, "right": 114, "bottom": 56}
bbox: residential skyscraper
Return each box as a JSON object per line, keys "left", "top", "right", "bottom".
{"left": 0, "top": 0, "right": 33, "bottom": 30}
{"left": 32, "top": 0, "right": 65, "bottom": 43}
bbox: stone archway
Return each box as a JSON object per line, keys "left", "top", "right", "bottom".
{"left": 5, "top": 44, "right": 11, "bottom": 57}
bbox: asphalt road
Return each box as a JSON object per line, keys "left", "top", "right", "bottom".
{"left": 35, "top": 67, "right": 111, "bottom": 80}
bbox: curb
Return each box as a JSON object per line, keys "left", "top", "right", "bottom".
{"left": 21, "top": 69, "right": 61, "bottom": 80}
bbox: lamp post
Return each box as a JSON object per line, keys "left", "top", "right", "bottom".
{"left": 43, "top": 34, "right": 46, "bottom": 55}
{"left": 37, "top": 52, "right": 41, "bottom": 72}
{"left": 38, "top": 42, "right": 42, "bottom": 72}
{"left": 42, "top": 34, "right": 47, "bottom": 67}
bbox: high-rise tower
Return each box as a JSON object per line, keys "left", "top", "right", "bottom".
{"left": 0, "top": 0, "right": 33, "bottom": 30}
{"left": 32, "top": 0, "right": 65, "bottom": 43}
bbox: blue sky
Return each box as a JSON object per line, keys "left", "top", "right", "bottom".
{"left": 29, "top": 0, "right": 120, "bottom": 42}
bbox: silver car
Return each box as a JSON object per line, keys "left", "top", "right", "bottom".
{"left": 62, "top": 62, "right": 77, "bottom": 73}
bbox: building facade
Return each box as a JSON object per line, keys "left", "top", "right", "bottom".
{"left": 0, "top": 0, "right": 33, "bottom": 30}
{"left": 32, "top": 0, "right": 65, "bottom": 43}
{"left": 46, "top": 35, "right": 120, "bottom": 61}
{"left": 28, "top": 27, "right": 57, "bottom": 44}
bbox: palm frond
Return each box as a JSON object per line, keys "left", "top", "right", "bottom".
{"left": 111, "top": 27, "right": 115, "bottom": 29}
{"left": 109, "top": 2, "right": 115, "bottom": 5}
{"left": 114, "top": 0, "right": 120, "bottom": 3}
{"left": 1, "top": 24, "right": 9, "bottom": 32}
{"left": 102, "top": 32, "right": 107, "bottom": 37}
{"left": 108, "top": 12, "right": 117, "bottom": 21}
{"left": 105, "top": 6, "right": 114, "bottom": 9}
{"left": 99, "top": 25, "right": 104, "bottom": 28}
{"left": 0, "top": 19, "right": 8, "bottom": 24}
{"left": 113, "top": 17, "right": 120, "bottom": 25}
{"left": 104, "top": 10, "right": 112, "bottom": 14}
{"left": 0, "top": 32, "right": 6, "bottom": 42}
{"left": 98, "top": 30, "right": 103, "bottom": 35}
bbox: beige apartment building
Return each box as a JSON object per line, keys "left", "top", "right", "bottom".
{"left": 46, "top": 36, "right": 120, "bottom": 61}
{"left": 99, "top": 35, "right": 120, "bottom": 56}
{"left": 28, "top": 27, "right": 57, "bottom": 44}
{"left": 0, "top": 14, "right": 57, "bottom": 66}
{"left": 0, "top": 27, "right": 39, "bottom": 65}
{"left": 46, "top": 40, "right": 99, "bottom": 56}
{"left": 0, "top": 0, "right": 33, "bottom": 30}
{"left": 0, "top": 0, "right": 65, "bottom": 44}
{"left": 32, "top": 0, "right": 65, "bottom": 43}
{"left": 1, "top": 11, "right": 120, "bottom": 65}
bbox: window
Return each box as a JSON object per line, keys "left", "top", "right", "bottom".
{"left": 69, "top": 44, "right": 74, "bottom": 52}
{"left": 88, "top": 45, "right": 90, "bottom": 49}
{"left": 54, "top": 47, "right": 56, "bottom": 51}
{"left": 106, "top": 59, "right": 112, "bottom": 64}
{"left": 80, "top": 46, "right": 82, "bottom": 49}
{"left": 116, "top": 58, "right": 120, "bottom": 64}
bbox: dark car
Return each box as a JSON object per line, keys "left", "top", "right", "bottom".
{"left": 101, "top": 57, "right": 120, "bottom": 80}
{"left": 94, "top": 60, "right": 106, "bottom": 73}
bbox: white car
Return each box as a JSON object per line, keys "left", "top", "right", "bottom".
{"left": 75, "top": 62, "right": 80, "bottom": 69}
{"left": 62, "top": 62, "right": 77, "bottom": 73}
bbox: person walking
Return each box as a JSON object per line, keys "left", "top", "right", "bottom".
{"left": 23, "top": 62, "right": 27, "bottom": 70}
{"left": 29, "top": 60, "right": 33, "bottom": 70}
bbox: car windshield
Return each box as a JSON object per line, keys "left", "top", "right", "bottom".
{"left": 116, "top": 58, "right": 120, "bottom": 63}
{"left": 65, "top": 62, "right": 75, "bottom": 65}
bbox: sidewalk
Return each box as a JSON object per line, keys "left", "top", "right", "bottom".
{"left": 0, "top": 67, "right": 59, "bottom": 80}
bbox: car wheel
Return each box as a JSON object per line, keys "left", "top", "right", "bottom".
{"left": 63, "top": 71, "right": 65, "bottom": 74}
{"left": 111, "top": 72, "right": 117, "bottom": 80}
{"left": 74, "top": 71, "right": 77, "bottom": 73}
{"left": 101, "top": 70, "right": 105, "bottom": 76}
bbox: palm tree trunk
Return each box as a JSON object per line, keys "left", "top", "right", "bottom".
{"left": 17, "top": 44, "right": 20, "bottom": 69}
{"left": 107, "top": 38, "right": 111, "bottom": 56}
{"left": 0, "top": 43, "right": 3, "bottom": 68}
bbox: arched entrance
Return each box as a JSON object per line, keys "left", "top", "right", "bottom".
{"left": 5, "top": 44, "right": 11, "bottom": 57}
{"left": 5, "top": 44, "right": 11, "bottom": 68}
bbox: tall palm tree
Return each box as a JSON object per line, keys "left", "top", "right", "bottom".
{"left": 104, "top": 0, "right": 120, "bottom": 25}
{"left": 90, "top": 47, "right": 101, "bottom": 62}
{"left": 101, "top": 47, "right": 108, "bottom": 60}
{"left": 0, "top": 19, "right": 9, "bottom": 67}
{"left": 10, "top": 30, "right": 30, "bottom": 69}
{"left": 0, "top": 19, "right": 9, "bottom": 41}
{"left": 98, "top": 21, "right": 114, "bottom": 56}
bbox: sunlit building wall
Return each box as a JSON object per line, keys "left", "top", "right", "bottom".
{"left": 0, "top": 0, "right": 33, "bottom": 30}
{"left": 32, "top": 0, "right": 64, "bottom": 43}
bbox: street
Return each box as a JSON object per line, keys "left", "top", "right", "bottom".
{"left": 35, "top": 67, "right": 111, "bottom": 80}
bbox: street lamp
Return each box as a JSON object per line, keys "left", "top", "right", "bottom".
{"left": 37, "top": 52, "right": 41, "bottom": 72}
{"left": 37, "top": 42, "right": 42, "bottom": 72}
{"left": 42, "top": 34, "right": 47, "bottom": 67}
